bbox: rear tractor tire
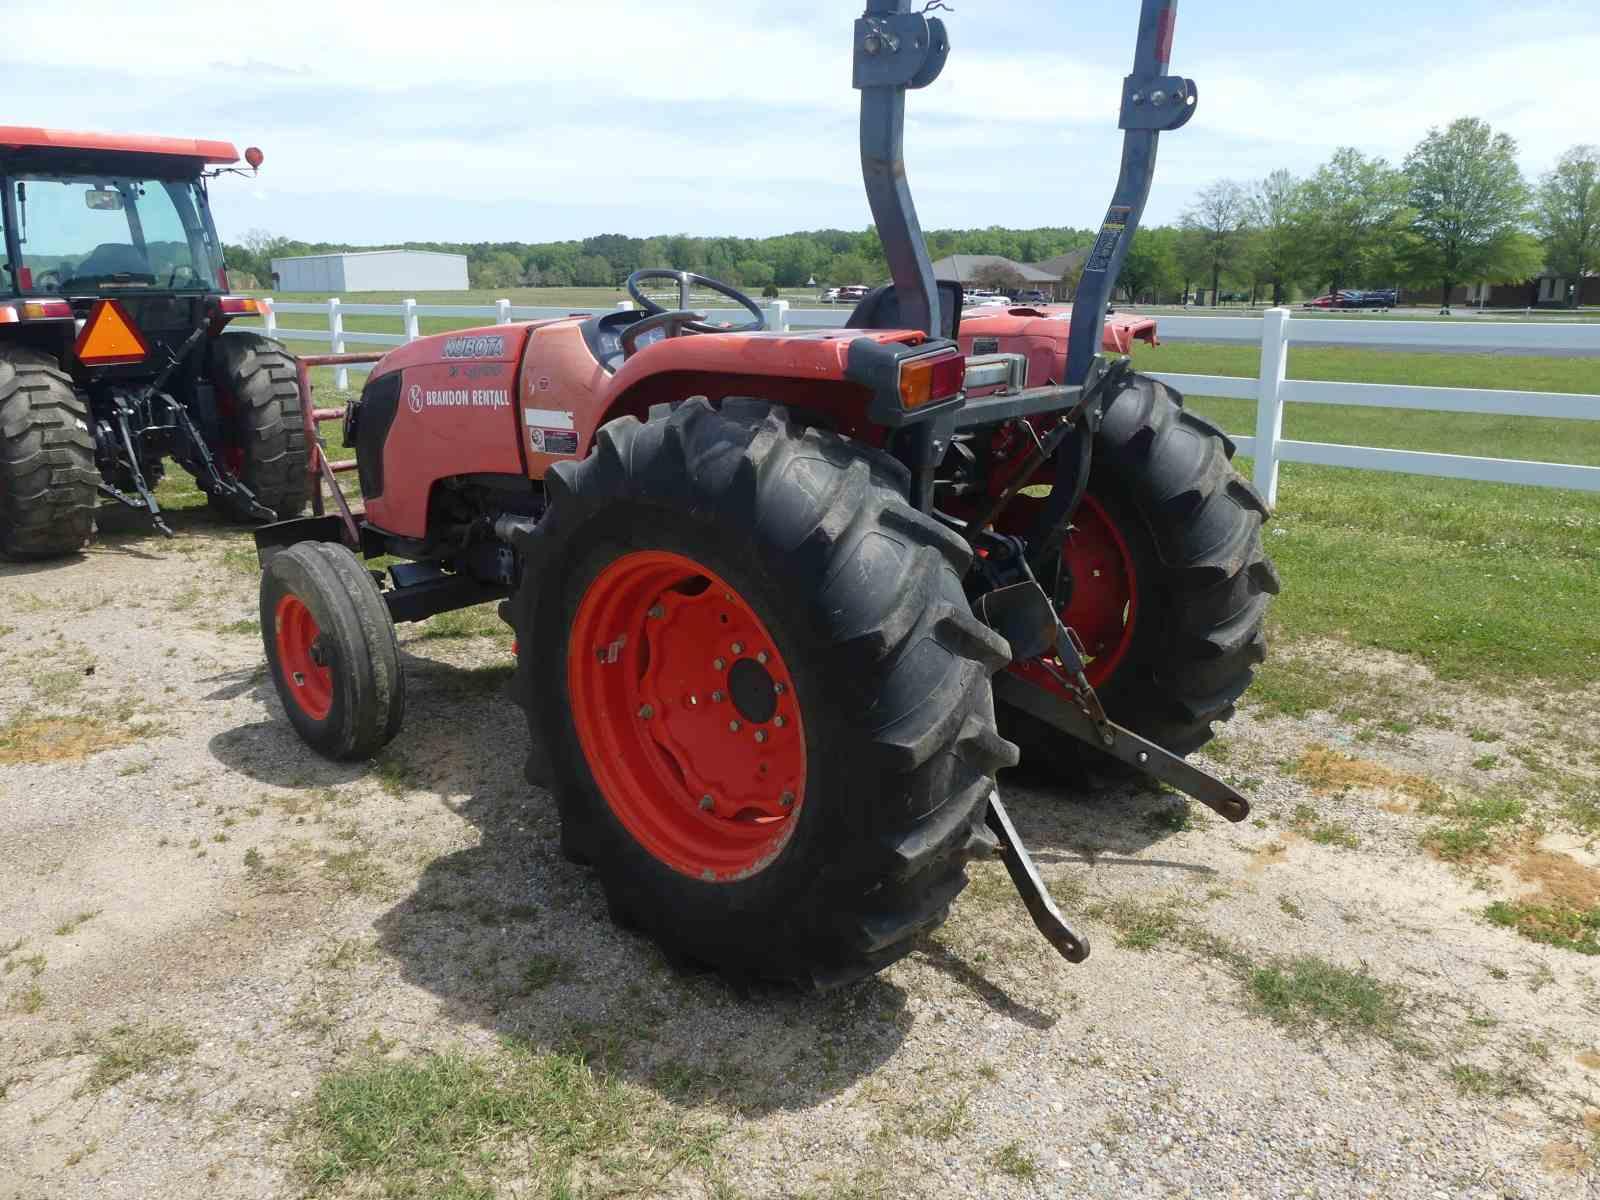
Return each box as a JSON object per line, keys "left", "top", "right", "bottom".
{"left": 260, "top": 541, "right": 405, "bottom": 761}
{"left": 211, "top": 332, "right": 309, "bottom": 521}
{"left": 999, "top": 372, "right": 1280, "bottom": 781}
{"left": 0, "top": 346, "right": 98, "bottom": 559}
{"left": 511, "top": 398, "right": 1017, "bottom": 988}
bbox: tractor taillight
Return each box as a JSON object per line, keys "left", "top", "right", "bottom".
{"left": 898, "top": 351, "right": 965, "bottom": 410}
{"left": 0, "top": 306, "right": 17, "bottom": 324}
{"left": 218, "top": 296, "right": 261, "bottom": 316}
{"left": 22, "top": 299, "right": 72, "bottom": 320}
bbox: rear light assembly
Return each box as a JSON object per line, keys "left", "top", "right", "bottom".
{"left": 0, "top": 306, "right": 17, "bottom": 324}
{"left": 846, "top": 336, "right": 968, "bottom": 427}
{"left": 217, "top": 296, "right": 261, "bottom": 315}
{"left": 898, "top": 350, "right": 965, "bottom": 411}
{"left": 22, "top": 299, "right": 72, "bottom": 320}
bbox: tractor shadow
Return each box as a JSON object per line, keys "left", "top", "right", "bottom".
{"left": 208, "top": 641, "right": 1223, "bottom": 1115}
{"left": 358, "top": 652, "right": 920, "bottom": 1116}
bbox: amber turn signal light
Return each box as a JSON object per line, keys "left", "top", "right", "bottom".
{"left": 898, "top": 351, "right": 965, "bottom": 410}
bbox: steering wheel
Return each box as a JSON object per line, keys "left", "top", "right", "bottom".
{"left": 626, "top": 269, "right": 765, "bottom": 333}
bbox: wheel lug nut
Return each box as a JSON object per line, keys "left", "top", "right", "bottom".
{"left": 754, "top": 730, "right": 767, "bottom": 743}
{"left": 713, "top": 657, "right": 726, "bottom": 671}
{"left": 774, "top": 682, "right": 786, "bottom": 695}
{"left": 637, "top": 704, "right": 653, "bottom": 719}
{"left": 774, "top": 715, "right": 786, "bottom": 728}
{"left": 730, "top": 642, "right": 744, "bottom": 655}
{"left": 291, "top": 672, "right": 305, "bottom": 686}
{"left": 711, "top": 690, "right": 724, "bottom": 702}
{"left": 729, "top": 720, "right": 741, "bottom": 732}
{"left": 780, "top": 791, "right": 795, "bottom": 808}
{"left": 756, "top": 650, "right": 768, "bottom": 664}
{"left": 700, "top": 795, "right": 714, "bottom": 811}
{"left": 648, "top": 604, "right": 665, "bottom": 618}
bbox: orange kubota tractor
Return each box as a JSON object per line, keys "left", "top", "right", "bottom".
{"left": 256, "top": 0, "right": 1276, "bottom": 986}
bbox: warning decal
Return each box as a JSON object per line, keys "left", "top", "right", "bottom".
{"left": 530, "top": 427, "right": 580, "bottom": 456}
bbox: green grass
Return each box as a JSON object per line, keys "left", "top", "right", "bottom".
{"left": 307, "top": 1046, "right": 720, "bottom": 1198}
{"left": 1247, "top": 956, "right": 1412, "bottom": 1046}
{"left": 1418, "top": 788, "right": 1527, "bottom": 862}
{"left": 1128, "top": 342, "right": 1600, "bottom": 687}
{"left": 1484, "top": 900, "right": 1600, "bottom": 955}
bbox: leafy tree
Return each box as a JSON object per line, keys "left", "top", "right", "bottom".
{"left": 1245, "top": 169, "right": 1307, "bottom": 304}
{"left": 1180, "top": 180, "right": 1251, "bottom": 302}
{"left": 825, "top": 252, "right": 875, "bottom": 286}
{"left": 972, "top": 262, "right": 1026, "bottom": 292}
{"left": 734, "top": 258, "right": 774, "bottom": 288}
{"left": 1401, "top": 118, "right": 1529, "bottom": 308}
{"left": 1116, "top": 226, "right": 1178, "bottom": 302}
{"left": 572, "top": 254, "right": 614, "bottom": 286}
{"left": 1174, "top": 227, "right": 1210, "bottom": 303}
{"left": 1298, "top": 148, "right": 1409, "bottom": 294}
{"left": 471, "top": 251, "right": 523, "bottom": 289}
{"left": 1533, "top": 144, "right": 1600, "bottom": 306}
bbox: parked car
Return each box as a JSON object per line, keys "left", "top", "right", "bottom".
{"left": 963, "top": 289, "right": 1010, "bottom": 307}
{"left": 1014, "top": 289, "right": 1050, "bottom": 305}
{"left": 818, "top": 287, "right": 842, "bottom": 302}
{"left": 1353, "top": 289, "right": 1397, "bottom": 308}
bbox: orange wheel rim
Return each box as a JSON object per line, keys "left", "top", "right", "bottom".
{"left": 274, "top": 593, "right": 333, "bottom": 720}
{"left": 567, "top": 550, "right": 806, "bottom": 881}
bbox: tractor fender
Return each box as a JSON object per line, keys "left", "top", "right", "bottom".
{"left": 592, "top": 327, "right": 928, "bottom": 451}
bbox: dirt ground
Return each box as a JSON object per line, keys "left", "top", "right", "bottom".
{"left": 2, "top": 511, "right": 1598, "bottom": 1199}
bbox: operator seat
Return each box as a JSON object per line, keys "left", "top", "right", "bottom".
{"left": 75, "top": 243, "right": 152, "bottom": 278}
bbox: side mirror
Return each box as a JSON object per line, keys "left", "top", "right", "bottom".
{"left": 85, "top": 189, "right": 124, "bottom": 211}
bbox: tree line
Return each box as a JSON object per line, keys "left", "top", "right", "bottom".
{"left": 1148, "top": 122, "right": 1598, "bottom": 307}
{"left": 225, "top": 120, "right": 1598, "bottom": 308}
{"left": 223, "top": 226, "right": 1094, "bottom": 296}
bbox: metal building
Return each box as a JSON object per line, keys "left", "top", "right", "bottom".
{"left": 269, "top": 250, "right": 469, "bottom": 293}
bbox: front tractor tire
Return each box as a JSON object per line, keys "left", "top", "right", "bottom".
{"left": 211, "top": 332, "right": 310, "bottom": 521}
{"left": 0, "top": 346, "right": 98, "bottom": 559}
{"left": 512, "top": 398, "right": 1017, "bottom": 988}
{"left": 1001, "top": 372, "right": 1280, "bottom": 779}
{"left": 260, "top": 541, "right": 405, "bottom": 761}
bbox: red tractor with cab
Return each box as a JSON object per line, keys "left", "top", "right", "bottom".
{"left": 0, "top": 128, "right": 302, "bottom": 557}
{"left": 256, "top": 0, "right": 1276, "bottom": 987}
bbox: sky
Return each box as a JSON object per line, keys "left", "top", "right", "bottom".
{"left": 6, "top": 0, "right": 1599, "bottom": 247}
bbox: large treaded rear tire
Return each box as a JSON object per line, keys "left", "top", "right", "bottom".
{"left": 510, "top": 398, "right": 1017, "bottom": 988}
{"left": 0, "top": 346, "right": 97, "bottom": 559}
{"left": 1000, "top": 372, "right": 1279, "bottom": 780}
{"left": 211, "top": 332, "right": 309, "bottom": 521}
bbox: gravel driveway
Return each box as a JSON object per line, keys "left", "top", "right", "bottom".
{"left": 2, "top": 511, "right": 1597, "bottom": 1199}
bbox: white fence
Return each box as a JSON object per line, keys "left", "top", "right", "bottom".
{"left": 251, "top": 298, "right": 1600, "bottom": 500}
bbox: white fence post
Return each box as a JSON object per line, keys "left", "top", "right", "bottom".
{"left": 260, "top": 296, "right": 276, "bottom": 339}
{"left": 765, "top": 298, "right": 790, "bottom": 332}
{"left": 1253, "top": 306, "right": 1290, "bottom": 508}
{"left": 496, "top": 299, "right": 511, "bottom": 325}
{"left": 402, "top": 298, "right": 419, "bottom": 343}
{"left": 328, "top": 297, "right": 347, "bottom": 390}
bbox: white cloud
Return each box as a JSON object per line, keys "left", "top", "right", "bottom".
{"left": 7, "top": 0, "right": 1596, "bottom": 241}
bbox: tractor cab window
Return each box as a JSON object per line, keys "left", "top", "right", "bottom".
{"left": 12, "top": 174, "right": 221, "bottom": 295}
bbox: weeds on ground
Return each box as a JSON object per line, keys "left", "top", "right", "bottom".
{"left": 1419, "top": 788, "right": 1527, "bottom": 861}
{"left": 1448, "top": 1059, "right": 1540, "bottom": 1099}
{"left": 520, "top": 954, "right": 574, "bottom": 993}
{"left": 416, "top": 604, "right": 506, "bottom": 640}
{"left": 8, "top": 982, "right": 45, "bottom": 1013}
{"left": 991, "top": 1141, "right": 1040, "bottom": 1181}
{"left": 52, "top": 910, "right": 100, "bottom": 937}
{"left": 305, "top": 1045, "right": 721, "bottom": 1198}
{"left": 323, "top": 848, "right": 392, "bottom": 898}
{"left": 1247, "top": 956, "right": 1414, "bottom": 1048}
{"left": 76, "top": 1023, "right": 198, "bottom": 1094}
{"left": 1484, "top": 901, "right": 1600, "bottom": 956}
{"left": 1288, "top": 803, "right": 1361, "bottom": 849}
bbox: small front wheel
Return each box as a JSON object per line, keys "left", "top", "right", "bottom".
{"left": 260, "top": 541, "right": 405, "bottom": 760}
